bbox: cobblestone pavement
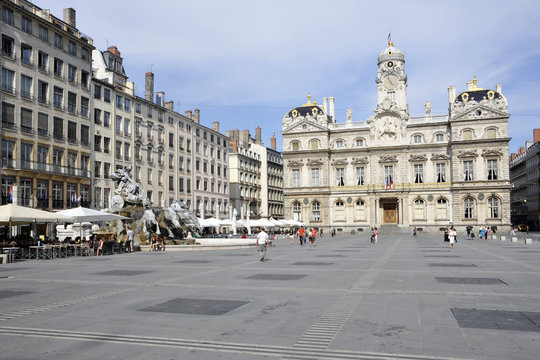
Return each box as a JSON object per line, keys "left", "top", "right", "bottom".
{"left": 1, "top": 231, "right": 539, "bottom": 359}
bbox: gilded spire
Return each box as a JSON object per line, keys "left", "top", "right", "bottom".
{"left": 471, "top": 75, "right": 483, "bottom": 91}
{"left": 303, "top": 93, "right": 313, "bottom": 106}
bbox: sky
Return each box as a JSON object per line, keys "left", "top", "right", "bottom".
{"left": 44, "top": 0, "right": 540, "bottom": 152}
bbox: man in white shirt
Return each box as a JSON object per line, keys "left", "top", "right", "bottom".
{"left": 257, "top": 228, "right": 269, "bottom": 262}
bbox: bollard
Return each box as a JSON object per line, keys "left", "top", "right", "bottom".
{"left": 501, "top": 236, "right": 506, "bottom": 241}
{"left": 511, "top": 237, "right": 518, "bottom": 243}
{"left": 492, "top": 235, "right": 497, "bottom": 240}
{"left": 0, "top": 254, "right": 8, "bottom": 264}
{"left": 525, "top": 238, "right": 532, "bottom": 245}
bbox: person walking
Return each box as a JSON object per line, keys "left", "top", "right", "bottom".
{"left": 312, "top": 228, "right": 318, "bottom": 246}
{"left": 96, "top": 237, "right": 104, "bottom": 256}
{"left": 413, "top": 227, "right": 417, "bottom": 238}
{"left": 126, "top": 226, "right": 134, "bottom": 252}
{"left": 289, "top": 229, "right": 294, "bottom": 245}
{"left": 257, "top": 228, "right": 269, "bottom": 262}
{"left": 298, "top": 227, "right": 305, "bottom": 246}
{"left": 449, "top": 226, "right": 457, "bottom": 249}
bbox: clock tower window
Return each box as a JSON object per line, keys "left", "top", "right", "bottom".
{"left": 387, "top": 91, "right": 396, "bottom": 102}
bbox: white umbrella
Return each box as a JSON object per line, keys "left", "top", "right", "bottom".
{"left": 198, "top": 218, "right": 221, "bottom": 228}
{"left": 0, "top": 204, "right": 75, "bottom": 239}
{"left": 218, "top": 219, "right": 233, "bottom": 226}
{"left": 56, "top": 206, "right": 129, "bottom": 222}
{"left": 249, "top": 218, "right": 275, "bottom": 228}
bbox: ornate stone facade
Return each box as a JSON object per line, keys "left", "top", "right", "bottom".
{"left": 281, "top": 40, "right": 511, "bottom": 233}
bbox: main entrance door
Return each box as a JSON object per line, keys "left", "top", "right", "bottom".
{"left": 383, "top": 201, "right": 397, "bottom": 224}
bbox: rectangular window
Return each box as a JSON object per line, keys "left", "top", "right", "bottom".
{"left": 124, "top": 143, "right": 130, "bottom": 160}
{"left": 169, "top": 175, "right": 174, "bottom": 191}
{"left": 20, "top": 107, "right": 32, "bottom": 132}
{"left": 356, "top": 166, "right": 365, "bottom": 185}
{"left": 116, "top": 95, "right": 123, "bottom": 109}
{"left": 179, "top": 178, "right": 184, "bottom": 192}
{"left": 81, "top": 125, "right": 89, "bottom": 146}
{"left": 123, "top": 118, "right": 130, "bottom": 137}
{"left": 336, "top": 168, "right": 345, "bottom": 186}
{"left": 436, "top": 163, "right": 446, "bottom": 183}
{"left": 103, "top": 111, "right": 110, "bottom": 127}
{"left": 292, "top": 169, "right": 301, "bottom": 187}
{"left": 53, "top": 117, "right": 63, "bottom": 140}
{"left": 80, "top": 71, "right": 89, "bottom": 88}
{"left": 94, "top": 84, "right": 101, "bottom": 99}
{"left": 53, "top": 87, "right": 63, "bottom": 109}
{"left": 2, "top": 7, "right": 13, "bottom": 24}
{"left": 67, "top": 121, "right": 77, "bottom": 144}
{"left": 414, "top": 164, "right": 424, "bottom": 183}
{"left": 115, "top": 141, "right": 122, "bottom": 160}
{"left": 487, "top": 159, "right": 498, "bottom": 180}
{"left": 68, "top": 64, "right": 77, "bottom": 83}
{"left": 1, "top": 35, "right": 14, "bottom": 59}
{"left": 53, "top": 58, "right": 63, "bottom": 78}
{"left": 38, "top": 51, "right": 48, "bottom": 72}
{"left": 81, "top": 48, "right": 89, "bottom": 61}
{"left": 311, "top": 168, "right": 320, "bottom": 186}
{"left": 54, "top": 33, "right": 63, "bottom": 49}
{"left": 384, "top": 165, "right": 393, "bottom": 185}
{"left": 21, "top": 16, "right": 32, "bottom": 33}
{"left": 115, "top": 116, "right": 122, "bottom": 133}
{"left": 37, "top": 112, "right": 48, "bottom": 136}
{"left": 20, "top": 74, "right": 32, "bottom": 99}
{"left": 39, "top": 25, "right": 48, "bottom": 41}
{"left": 68, "top": 41, "right": 76, "bottom": 55}
{"left": 1, "top": 67, "right": 14, "bottom": 93}
{"left": 68, "top": 92, "right": 77, "bottom": 113}
{"left": 103, "top": 137, "right": 110, "bottom": 153}
{"left": 94, "top": 109, "right": 102, "bottom": 125}
{"left": 94, "top": 135, "right": 101, "bottom": 152}
{"left": 103, "top": 89, "right": 111, "bottom": 103}
{"left": 463, "top": 161, "right": 474, "bottom": 181}
{"left": 169, "top": 132, "right": 174, "bottom": 148}
{"left": 124, "top": 98, "right": 131, "bottom": 111}
{"left": 187, "top": 179, "right": 191, "bottom": 193}
{"left": 21, "top": 43, "right": 32, "bottom": 65}
{"left": 1, "top": 102, "right": 15, "bottom": 127}
{"left": 37, "top": 81, "right": 48, "bottom": 104}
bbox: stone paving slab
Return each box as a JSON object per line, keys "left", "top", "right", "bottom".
{"left": 1, "top": 232, "right": 540, "bottom": 359}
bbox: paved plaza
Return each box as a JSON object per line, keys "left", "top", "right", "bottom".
{"left": 1, "top": 230, "right": 540, "bottom": 360}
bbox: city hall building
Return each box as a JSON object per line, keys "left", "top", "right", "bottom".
{"left": 281, "top": 40, "right": 511, "bottom": 232}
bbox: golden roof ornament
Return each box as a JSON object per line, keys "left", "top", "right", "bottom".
{"left": 302, "top": 93, "right": 313, "bottom": 106}
{"left": 471, "top": 75, "right": 483, "bottom": 91}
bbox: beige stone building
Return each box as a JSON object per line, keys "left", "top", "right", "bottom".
{"left": 282, "top": 40, "right": 511, "bottom": 233}
{"left": 1, "top": 1, "right": 94, "bottom": 213}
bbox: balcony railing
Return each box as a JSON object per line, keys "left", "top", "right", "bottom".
{"left": 37, "top": 128, "right": 49, "bottom": 137}
{"left": 20, "top": 125, "right": 34, "bottom": 134}
{"left": 1, "top": 49, "right": 15, "bottom": 60}
{"left": 38, "top": 96, "right": 49, "bottom": 106}
{"left": 38, "top": 64, "right": 49, "bottom": 74}
{"left": 1, "top": 122, "right": 16, "bottom": 130}
{"left": 1, "top": 84, "right": 16, "bottom": 95}
{"left": 9, "top": 159, "right": 92, "bottom": 177}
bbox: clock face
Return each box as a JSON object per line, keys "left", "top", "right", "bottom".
{"left": 383, "top": 75, "right": 399, "bottom": 90}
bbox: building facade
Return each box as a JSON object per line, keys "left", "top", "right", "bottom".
{"left": 510, "top": 129, "right": 540, "bottom": 230}
{"left": 227, "top": 128, "right": 283, "bottom": 219}
{"left": 1, "top": 1, "right": 94, "bottom": 210}
{"left": 282, "top": 40, "right": 511, "bottom": 232}
{"left": 92, "top": 47, "right": 229, "bottom": 218}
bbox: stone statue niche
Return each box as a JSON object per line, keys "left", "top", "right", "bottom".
{"left": 110, "top": 167, "right": 201, "bottom": 244}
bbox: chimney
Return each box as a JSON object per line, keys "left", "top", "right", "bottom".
{"left": 241, "top": 130, "right": 250, "bottom": 145}
{"left": 526, "top": 140, "right": 532, "bottom": 149}
{"left": 194, "top": 109, "right": 200, "bottom": 124}
{"left": 466, "top": 80, "right": 474, "bottom": 91}
{"left": 165, "top": 100, "right": 173, "bottom": 110}
{"left": 212, "top": 121, "right": 219, "bottom": 132}
{"left": 518, "top": 146, "right": 525, "bottom": 155}
{"left": 511, "top": 153, "right": 517, "bottom": 160}
{"left": 328, "top": 97, "right": 335, "bottom": 122}
{"left": 496, "top": 84, "right": 502, "bottom": 94}
{"left": 107, "top": 46, "right": 121, "bottom": 57}
{"left": 534, "top": 128, "right": 540, "bottom": 143}
{"left": 448, "top": 85, "right": 456, "bottom": 104}
{"left": 185, "top": 110, "right": 192, "bottom": 119}
{"left": 63, "top": 8, "right": 76, "bottom": 27}
{"left": 232, "top": 140, "right": 238, "bottom": 153}
{"left": 255, "top": 126, "right": 262, "bottom": 144}
{"left": 145, "top": 72, "right": 154, "bottom": 102}
{"left": 270, "top": 131, "right": 276, "bottom": 150}
{"left": 323, "top": 97, "right": 328, "bottom": 114}
{"left": 156, "top": 91, "right": 165, "bottom": 106}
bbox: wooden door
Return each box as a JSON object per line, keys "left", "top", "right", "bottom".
{"left": 383, "top": 203, "right": 397, "bottom": 224}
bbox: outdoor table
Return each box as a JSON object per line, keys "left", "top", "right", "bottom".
{"left": 68, "top": 244, "right": 82, "bottom": 256}
{"left": 41, "top": 245, "right": 53, "bottom": 260}
{"left": 50, "top": 245, "right": 61, "bottom": 258}
{"left": 28, "top": 246, "right": 43, "bottom": 260}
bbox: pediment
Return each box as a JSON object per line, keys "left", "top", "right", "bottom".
{"left": 287, "top": 160, "right": 304, "bottom": 167}
{"left": 408, "top": 154, "right": 428, "bottom": 162}
{"left": 431, "top": 153, "right": 450, "bottom": 161}
{"left": 481, "top": 148, "right": 504, "bottom": 157}
{"left": 452, "top": 104, "right": 508, "bottom": 121}
{"left": 457, "top": 150, "right": 478, "bottom": 158}
{"left": 331, "top": 159, "right": 349, "bottom": 166}
{"left": 282, "top": 119, "right": 329, "bottom": 135}
{"left": 307, "top": 159, "right": 324, "bottom": 166}
{"left": 378, "top": 155, "right": 398, "bottom": 163}
{"left": 351, "top": 156, "right": 369, "bottom": 165}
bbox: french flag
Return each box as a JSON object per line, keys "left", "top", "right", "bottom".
{"left": 385, "top": 177, "right": 393, "bottom": 190}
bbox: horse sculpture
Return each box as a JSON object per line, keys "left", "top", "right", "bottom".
{"left": 141, "top": 199, "right": 160, "bottom": 240}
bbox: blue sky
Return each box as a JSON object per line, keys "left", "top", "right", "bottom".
{"left": 45, "top": 0, "right": 540, "bottom": 152}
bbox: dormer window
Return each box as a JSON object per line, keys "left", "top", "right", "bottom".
{"left": 413, "top": 135, "right": 422, "bottom": 144}
{"left": 335, "top": 140, "right": 344, "bottom": 149}
{"left": 462, "top": 129, "right": 473, "bottom": 140}
{"left": 355, "top": 139, "right": 364, "bottom": 147}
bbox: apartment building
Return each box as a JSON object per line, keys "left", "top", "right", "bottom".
{"left": 1, "top": 1, "right": 94, "bottom": 210}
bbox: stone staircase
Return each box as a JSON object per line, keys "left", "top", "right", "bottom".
{"left": 379, "top": 224, "right": 410, "bottom": 234}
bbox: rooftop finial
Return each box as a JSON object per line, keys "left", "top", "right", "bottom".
{"left": 303, "top": 93, "right": 313, "bottom": 106}
{"left": 387, "top": 32, "right": 393, "bottom": 47}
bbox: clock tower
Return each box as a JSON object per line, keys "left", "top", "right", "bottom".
{"left": 376, "top": 38, "right": 408, "bottom": 113}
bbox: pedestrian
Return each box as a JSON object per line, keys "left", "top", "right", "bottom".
{"left": 413, "top": 227, "right": 417, "bottom": 238}
{"left": 312, "top": 227, "right": 317, "bottom": 246}
{"left": 320, "top": 228, "right": 323, "bottom": 238}
{"left": 158, "top": 236, "right": 165, "bottom": 251}
{"left": 486, "top": 226, "right": 491, "bottom": 240}
{"left": 331, "top": 228, "right": 336, "bottom": 237}
{"left": 308, "top": 228, "right": 313, "bottom": 246}
{"left": 151, "top": 234, "right": 157, "bottom": 251}
{"left": 449, "top": 226, "right": 457, "bottom": 248}
{"left": 96, "top": 237, "right": 104, "bottom": 256}
{"left": 298, "top": 227, "right": 305, "bottom": 246}
{"left": 126, "top": 226, "right": 134, "bottom": 252}
{"left": 289, "top": 230, "right": 294, "bottom": 245}
{"left": 371, "top": 227, "right": 379, "bottom": 243}
{"left": 257, "top": 228, "right": 269, "bottom": 262}
{"left": 510, "top": 226, "right": 516, "bottom": 237}
{"left": 444, "top": 227, "right": 449, "bottom": 242}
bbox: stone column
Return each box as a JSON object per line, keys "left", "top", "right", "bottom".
{"left": 375, "top": 198, "right": 379, "bottom": 226}
{"left": 398, "top": 198, "right": 403, "bottom": 225}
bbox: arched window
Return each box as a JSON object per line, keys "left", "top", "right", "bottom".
{"left": 293, "top": 202, "right": 302, "bottom": 221}
{"left": 354, "top": 200, "right": 366, "bottom": 221}
{"left": 334, "top": 200, "right": 345, "bottom": 221}
{"left": 436, "top": 198, "right": 448, "bottom": 220}
{"left": 291, "top": 141, "right": 300, "bottom": 151}
{"left": 335, "top": 140, "right": 344, "bottom": 149}
{"left": 413, "top": 199, "right": 425, "bottom": 220}
{"left": 464, "top": 197, "right": 475, "bottom": 219}
{"left": 486, "top": 128, "right": 497, "bottom": 139}
{"left": 488, "top": 197, "right": 500, "bottom": 218}
{"left": 413, "top": 134, "right": 423, "bottom": 144}
{"left": 462, "top": 129, "right": 473, "bottom": 141}
{"left": 435, "top": 133, "right": 444, "bottom": 142}
{"left": 310, "top": 139, "right": 319, "bottom": 150}
{"left": 355, "top": 138, "right": 364, "bottom": 147}
{"left": 312, "top": 201, "right": 321, "bottom": 221}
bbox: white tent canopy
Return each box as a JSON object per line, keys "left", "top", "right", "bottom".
{"left": 56, "top": 206, "right": 129, "bottom": 223}
{"left": 198, "top": 218, "right": 221, "bottom": 228}
{"left": 249, "top": 218, "right": 275, "bottom": 228}
{"left": 0, "top": 204, "right": 75, "bottom": 225}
